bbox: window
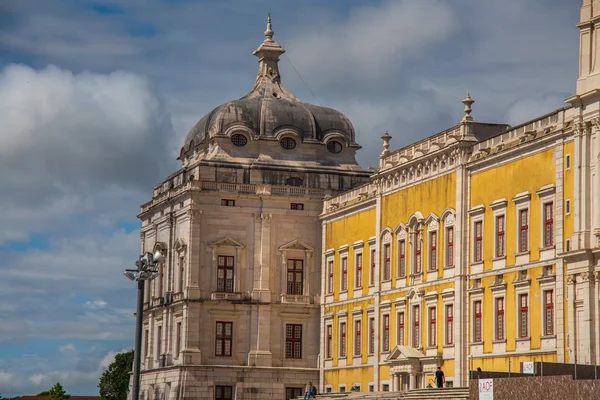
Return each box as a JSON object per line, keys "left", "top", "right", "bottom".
{"left": 217, "top": 256, "right": 234, "bottom": 293}
{"left": 354, "top": 320, "right": 361, "bottom": 356}
{"left": 215, "top": 386, "right": 233, "bottom": 400}
{"left": 415, "top": 231, "right": 422, "bottom": 273}
{"left": 327, "top": 141, "right": 343, "bottom": 154}
{"left": 285, "top": 324, "right": 302, "bottom": 359}
{"left": 339, "top": 322, "right": 347, "bottom": 357}
{"left": 566, "top": 199, "right": 571, "bottom": 215}
{"left": 369, "top": 385, "right": 374, "bottom": 392}
{"left": 339, "top": 386, "right": 346, "bottom": 393}
{"left": 473, "top": 300, "right": 482, "bottom": 342}
{"left": 326, "top": 325, "right": 332, "bottom": 358}
{"left": 397, "top": 312, "right": 405, "bottom": 346}
{"left": 428, "top": 307, "right": 437, "bottom": 347}
{"left": 144, "top": 329, "right": 149, "bottom": 358}
{"left": 566, "top": 239, "right": 571, "bottom": 251}
{"left": 327, "top": 260, "right": 334, "bottom": 294}
{"left": 496, "top": 215, "right": 505, "bottom": 257}
{"left": 285, "top": 177, "right": 303, "bottom": 186}
{"left": 519, "top": 209, "right": 529, "bottom": 252}
{"left": 286, "top": 259, "right": 303, "bottom": 295}
{"left": 544, "top": 290, "right": 554, "bottom": 336}
{"left": 429, "top": 231, "right": 437, "bottom": 271}
{"left": 566, "top": 154, "right": 571, "bottom": 169}
{"left": 286, "top": 388, "right": 303, "bottom": 400}
{"left": 231, "top": 133, "right": 247, "bottom": 147}
{"left": 280, "top": 137, "right": 297, "bottom": 150}
{"left": 176, "top": 322, "right": 182, "bottom": 355}
{"left": 445, "top": 305, "right": 453, "bottom": 345}
{"left": 544, "top": 203, "right": 554, "bottom": 247}
{"left": 495, "top": 297, "right": 504, "bottom": 340}
{"left": 291, "top": 203, "right": 304, "bottom": 210}
{"left": 382, "top": 314, "right": 390, "bottom": 352}
{"left": 179, "top": 256, "right": 185, "bottom": 292}
{"left": 370, "top": 248, "right": 376, "bottom": 285}
{"left": 519, "top": 294, "right": 529, "bottom": 338}
{"left": 382, "top": 384, "right": 389, "bottom": 392}
{"left": 446, "top": 227, "right": 454, "bottom": 267}
{"left": 412, "top": 306, "right": 420, "bottom": 348}
{"left": 355, "top": 253, "right": 363, "bottom": 288}
{"left": 221, "top": 199, "right": 235, "bottom": 207}
{"left": 341, "top": 257, "right": 348, "bottom": 292}
{"left": 383, "top": 244, "right": 391, "bottom": 280}
{"left": 398, "top": 240, "right": 406, "bottom": 277}
{"left": 157, "top": 326, "right": 162, "bottom": 356}
{"left": 215, "top": 322, "right": 233, "bottom": 356}
{"left": 474, "top": 221, "right": 483, "bottom": 262}
{"left": 368, "top": 317, "right": 375, "bottom": 354}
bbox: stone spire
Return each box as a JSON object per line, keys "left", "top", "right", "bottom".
{"left": 461, "top": 93, "right": 475, "bottom": 122}
{"left": 252, "top": 13, "right": 286, "bottom": 88}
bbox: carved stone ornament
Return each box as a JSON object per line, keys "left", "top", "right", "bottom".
{"left": 382, "top": 230, "right": 392, "bottom": 244}
{"left": 591, "top": 117, "right": 600, "bottom": 134}
{"left": 398, "top": 230, "right": 407, "bottom": 240}
{"left": 566, "top": 274, "right": 575, "bottom": 284}
{"left": 255, "top": 213, "right": 272, "bottom": 221}
{"left": 445, "top": 213, "right": 455, "bottom": 226}
{"left": 428, "top": 220, "right": 439, "bottom": 231}
{"left": 574, "top": 122, "right": 583, "bottom": 137}
{"left": 581, "top": 272, "right": 591, "bottom": 282}
{"left": 595, "top": 271, "right": 600, "bottom": 282}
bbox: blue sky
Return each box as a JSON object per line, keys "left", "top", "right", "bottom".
{"left": 0, "top": 0, "right": 580, "bottom": 396}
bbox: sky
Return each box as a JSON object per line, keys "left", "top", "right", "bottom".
{"left": 0, "top": 0, "right": 581, "bottom": 396}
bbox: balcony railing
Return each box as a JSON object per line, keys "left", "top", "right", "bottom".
{"left": 280, "top": 294, "right": 312, "bottom": 304}
{"left": 211, "top": 292, "right": 243, "bottom": 301}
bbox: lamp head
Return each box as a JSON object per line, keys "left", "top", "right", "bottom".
{"left": 153, "top": 250, "right": 165, "bottom": 264}
{"left": 124, "top": 271, "right": 137, "bottom": 281}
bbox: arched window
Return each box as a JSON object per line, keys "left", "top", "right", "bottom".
{"left": 280, "top": 137, "right": 297, "bottom": 150}
{"left": 286, "top": 177, "right": 303, "bottom": 187}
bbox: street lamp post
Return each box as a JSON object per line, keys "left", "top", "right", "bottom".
{"left": 124, "top": 251, "right": 164, "bottom": 400}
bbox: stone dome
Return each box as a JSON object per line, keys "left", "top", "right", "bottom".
{"left": 181, "top": 15, "right": 358, "bottom": 154}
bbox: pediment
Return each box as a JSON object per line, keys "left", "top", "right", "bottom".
{"left": 209, "top": 235, "right": 245, "bottom": 249}
{"left": 385, "top": 345, "right": 425, "bottom": 362}
{"left": 279, "top": 239, "right": 314, "bottom": 252}
{"left": 174, "top": 238, "right": 187, "bottom": 252}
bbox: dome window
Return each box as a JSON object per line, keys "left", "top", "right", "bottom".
{"left": 327, "top": 141, "right": 343, "bottom": 154}
{"left": 280, "top": 137, "right": 297, "bottom": 150}
{"left": 231, "top": 134, "right": 248, "bottom": 147}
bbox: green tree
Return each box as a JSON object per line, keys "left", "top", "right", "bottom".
{"left": 37, "top": 391, "right": 50, "bottom": 396}
{"left": 98, "top": 350, "right": 134, "bottom": 400}
{"left": 48, "top": 382, "right": 70, "bottom": 400}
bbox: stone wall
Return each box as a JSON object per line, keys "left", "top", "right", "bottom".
{"left": 469, "top": 375, "right": 600, "bottom": 400}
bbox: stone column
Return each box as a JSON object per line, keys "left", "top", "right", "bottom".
{"left": 409, "top": 373, "right": 416, "bottom": 390}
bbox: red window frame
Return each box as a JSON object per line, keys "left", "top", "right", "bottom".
{"left": 355, "top": 253, "right": 363, "bottom": 288}
{"left": 474, "top": 222, "right": 483, "bottom": 262}
{"left": 397, "top": 312, "right": 405, "bottom": 346}
{"left": 215, "top": 321, "right": 233, "bottom": 357}
{"left": 445, "top": 304, "right": 453, "bottom": 345}
{"left": 327, "top": 260, "right": 334, "bottom": 294}
{"left": 217, "top": 256, "right": 234, "bottom": 293}
{"left": 415, "top": 230, "right": 422, "bottom": 274}
{"left": 368, "top": 317, "right": 375, "bottom": 354}
{"left": 341, "top": 257, "right": 348, "bottom": 292}
{"left": 340, "top": 322, "right": 346, "bottom": 357}
{"left": 370, "top": 249, "right": 376, "bottom": 285}
{"left": 446, "top": 227, "right": 454, "bottom": 267}
{"left": 354, "top": 320, "right": 361, "bottom": 356}
{"left": 473, "top": 300, "right": 482, "bottom": 342}
{"left": 382, "top": 314, "right": 390, "bottom": 352}
{"left": 429, "top": 231, "right": 437, "bottom": 271}
{"left": 519, "top": 209, "right": 529, "bottom": 252}
{"left": 496, "top": 297, "right": 504, "bottom": 340}
{"left": 519, "top": 294, "right": 528, "bottom": 338}
{"left": 285, "top": 324, "right": 302, "bottom": 359}
{"left": 544, "top": 290, "right": 554, "bottom": 336}
{"left": 428, "top": 307, "right": 437, "bottom": 347}
{"left": 496, "top": 215, "right": 505, "bottom": 257}
{"left": 398, "top": 240, "right": 406, "bottom": 277}
{"left": 412, "top": 305, "right": 420, "bottom": 348}
{"left": 383, "top": 244, "right": 391, "bottom": 281}
{"left": 544, "top": 203, "right": 554, "bottom": 247}
{"left": 286, "top": 259, "right": 303, "bottom": 295}
{"left": 326, "top": 325, "right": 332, "bottom": 358}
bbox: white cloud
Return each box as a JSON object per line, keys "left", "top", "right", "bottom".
{"left": 85, "top": 300, "right": 108, "bottom": 309}
{"left": 0, "top": 371, "right": 13, "bottom": 384}
{"left": 59, "top": 344, "right": 76, "bottom": 353}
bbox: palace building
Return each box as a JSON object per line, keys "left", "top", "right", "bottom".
{"left": 133, "top": 2, "right": 600, "bottom": 399}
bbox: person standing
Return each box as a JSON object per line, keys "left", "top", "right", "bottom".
{"left": 303, "top": 381, "right": 317, "bottom": 399}
{"left": 435, "top": 366, "right": 445, "bottom": 388}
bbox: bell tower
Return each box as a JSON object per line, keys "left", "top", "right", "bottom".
{"left": 577, "top": 0, "right": 600, "bottom": 94}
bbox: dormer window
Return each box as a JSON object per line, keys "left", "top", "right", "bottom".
{"left": 327, "top": 141, "right": 343, "bottom": 154}
{"left": 280, "top": 137, "right": 297, "bottom": 150}
{"left": 231, "top": 134, "right": 248, "bottom": 147}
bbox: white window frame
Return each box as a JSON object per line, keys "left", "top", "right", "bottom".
{"left": 352, "top": 312, "right": 362, "bottom": 358}
{"left": 324, "top": 318, "right": 333, "bottom": 364}
{"left": 424, "top": 292, "right": 438, "bottom": 351}
{"left": 409, "top": 300, "right": 422, "bottom": 349}
{"left": 380, "top": 301, "right": 391, "bottom": 353}
{"left": 469, "top": 286, "right": 484, "bottom": 356}
{"left": 490, "top": 198, "right": 507, "bottom": 269}
{"left": 469, "top": 205, "right": 485, "bottom": 274}
{"left": 409, "top": 218, "right": 425, "bottom": 281}
{"left": 425, "top": 214, "right": 440, "bottom": 277}
{"left": 352, "top": 241, "right": 364, "bottom": 296}
{"left": 367, "top": 237, "right": 377, "bottom": 291}
{"left": 338, "top": 245, "right": 349, "bottom": 300}
{"left": 514, "top": 278, "right": 531, "bottom": 351}
{"left": 381, "top": 229, "right": 393, "bottom": 289}
{"left": 395, "top": 298, "right": 407, "bottom": 347}
{"left": 394, "top": 223, "right": 408, "bottom": 285}
{"left": 565, "top": 198, "right": 571, "bottom": 215}
{"left": 325, "top": 250, "right": 335, "bottom": 298}
{"left": 441, "top": 289, "right": 455, "bottom": 349}
{"left": 442, "top": 210, "right": 456, "bottom": 270}
{"left": 512, "top": 191, "right": 531, "bottom": 265}
{"left": 537, "top": 184, "right": 556, "bottom": 260}
{"left": 566, "top": 153, "right": 571, "bottom": 170}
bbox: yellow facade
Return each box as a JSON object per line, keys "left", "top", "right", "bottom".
{"left": 320, "top": 109, "right": 576, "bottom": 393}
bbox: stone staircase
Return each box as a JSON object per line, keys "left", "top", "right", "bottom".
{"left": 297, "top": 387, "right": 469, "bottom": 400}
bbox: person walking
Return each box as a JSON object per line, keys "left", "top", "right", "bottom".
{"left": 303, "top": 381, "right": 317, "bottom": 399}
{"left": 435, "top": 366, "right": 445, "bottom": 388}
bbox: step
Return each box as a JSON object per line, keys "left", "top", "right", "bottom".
{"left": 401, "top": 387, "right": 470, "bottom": 400}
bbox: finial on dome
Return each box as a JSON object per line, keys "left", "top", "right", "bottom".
{"left": 462, "top": 93, "right": 475, "bottom": 122}
{"left": 264, "top": 12, "right": 274, "bottom": 41}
